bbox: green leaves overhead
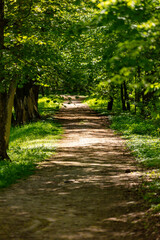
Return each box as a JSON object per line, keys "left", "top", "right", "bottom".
{"left": 2, "top": 0, "right": 91, "bottom": 90}
{"left": 1, "top": 0, "right": 160, "bottom": 109}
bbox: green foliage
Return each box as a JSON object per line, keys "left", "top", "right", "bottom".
{"left": 38, "top": 95, "right": 64, "bottom": 116}
{"left": 110, "top": 114, "right": 160, "bottom": 169}
{"left": 111, "top": 114, "right": 159, "bottom": 136}
{"left": 2, "top": 0, "right": 95, "bottom": 94}
{"left": 140, "top": 171, "right": 160, "bottom": 213}
{"left": 87, "top": 0, "right": 160, "bottom": 117}
{"left": 0, "top": 96, "right": 63, "bottom": 188}
{"left": 85, "top": 97, "right": 109, "bottom": 113}
{"left": 85, "top": 94, "right": 121, "bottom": 113}
{"left": 101, "top": 112, "right": 160, "bottom": 168}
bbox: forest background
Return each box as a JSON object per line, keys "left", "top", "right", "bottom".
{"left": 0, "top": 0, "right": 160, "bottom": 213}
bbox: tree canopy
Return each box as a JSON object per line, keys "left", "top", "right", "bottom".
{"left": 0, "top": 0, "right": 160, "bottom": 160}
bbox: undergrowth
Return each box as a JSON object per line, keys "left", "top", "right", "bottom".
{"left": 86, "top": 97, "right": 160, "bottom": 212}
{"left": 0, "top": 95, "right": 63, "bottom": 188}
{"left": 38, "top": 95, "right": 64, "bottom": 116}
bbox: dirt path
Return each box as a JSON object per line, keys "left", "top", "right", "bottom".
{"left": 0, "top": 97, "right": 157, "bottom": 239}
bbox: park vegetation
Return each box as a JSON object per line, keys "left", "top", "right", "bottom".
{"left": 0, "top": 0, "right": 159, "bottom": 211}
{"left": 0, "top": 95, "right": 63, "bottom": 188}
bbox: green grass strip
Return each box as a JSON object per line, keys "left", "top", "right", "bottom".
{"left": 0, "top": 96, "right": 63, "bottom": 188}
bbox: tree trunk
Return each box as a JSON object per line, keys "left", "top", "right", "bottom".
{"left": 0, "top": 93, "right": 10, "bottom": 160}
{"left": 0, "top": 0, "right": 10, "bottom": 160}
{"left": 121, "top": 84, "right": 127, "bottom": 111}
{"left": 135, "top": 66, "right": 141, "bottom": 114}
{"left": 5, "top": 80, "right": 17, "bottom": 149}
{"left": 135, "top": 88, "right": 140, "bottom": 114}
{"left": 140, "top": 89, "right": 145, "bottom": 115}
{"left": 0, "top": 80, "right": 16, "bottom": 160}
{"left": 107, "top": 96, "right": 114, "bottom": 111}
{"left": 124, "top": 81, "right": 130, "bottom": 111}
{"left": 14, "top": 81, "right": 40, "bottom": 125}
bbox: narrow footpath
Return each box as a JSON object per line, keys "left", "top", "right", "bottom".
{"left": 0, "top": 97, "right": 158, "bottom": 239}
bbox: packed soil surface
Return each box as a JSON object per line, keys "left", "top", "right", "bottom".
{"left": 0, "top": 96, "right": 159, "bottom": 240}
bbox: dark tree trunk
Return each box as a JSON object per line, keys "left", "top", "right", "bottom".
{"left": 141, "top": 89, "right": 145, "bottom": 115}
{"left": 0, "top": 80, "right": 17, "bottom": 160}
{"left": 14, "top": 81, "right": 40, "bottom": 125}
{"left": 135, "top": 66, "right": 141, "bottom": 114}
{"left": 124, "top": 81, "right": 130, "bottom": 111}
{"left": 135, "top": 89, "right": 140, "bottom": 114}
{"left": 6, "top": 80, "right": 17, "bottom": 148}
{"left": 121, "top": 84, "right": 127, "bottom": 111}
{"left": 0, "top": 93, "right": 10, "bottom": 160}
{"left": 33, "top": 84, "right": 39, "bottom": 109}
{"left": 0, "top": 0, "right": 9, "bottom": 160}
{"left": 107, "top": 96, "right": 114, "bottom": 111}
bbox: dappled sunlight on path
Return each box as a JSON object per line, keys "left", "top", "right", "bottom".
{"left": 0, "top": 97, "right": 157, "bottom": 239}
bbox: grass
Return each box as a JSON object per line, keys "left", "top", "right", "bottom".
{"left": 85, "top": 97, "right": 110, "bottom": 115}
{"left": 110, "top": 114, "right": 160, "bottom": 168}
{"left": 38, "top": 95, "right": 64, "bottom": 116}
{"left": 0, "top": 95, "right": 63, "bottom": 188}
{"left": 86, "top": 97, "right": 160, "bottom": 212}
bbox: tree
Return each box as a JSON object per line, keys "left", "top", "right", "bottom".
{"left": 0, "top": 0, "right": 97, "bottom": 160}
{"left": 89, "top": 0, "right": 160, "bottom": 115}
{"left": 14, "top": 81, "right": 40, "bottom": 125}
{"left": 0, "top": 0, "right": 17, "bottom": 159}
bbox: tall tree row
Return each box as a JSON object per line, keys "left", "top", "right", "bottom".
{"left": 89, "top": 0, "right": 160, "bottom": 116}
{"left": 0, "top": 0, "right": 96, "bottom": 160}
{"left": 0, "top": 0, "right": 66, "bottom": 159}
{"left": 0, "top": 0, "right": 159, "bottom": 160}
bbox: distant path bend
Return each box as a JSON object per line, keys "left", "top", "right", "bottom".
{"left": 0, "top": 96, "right": 156, "bottom": 240}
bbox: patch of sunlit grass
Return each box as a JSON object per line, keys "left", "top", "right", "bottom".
{"left": 110, "top": 114, "right": 160, "bottom": 168}
{"left": 0, "top": 96, "right": 63, "bottom": 189}
{"left": 38, "top": 95, "right": 64, "bottom": 116}
{"left": 140, "top": 170, "right": 160, "bottom": 213}
{"left": 85, "top": 98, "right": 109, "bottom": 115}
